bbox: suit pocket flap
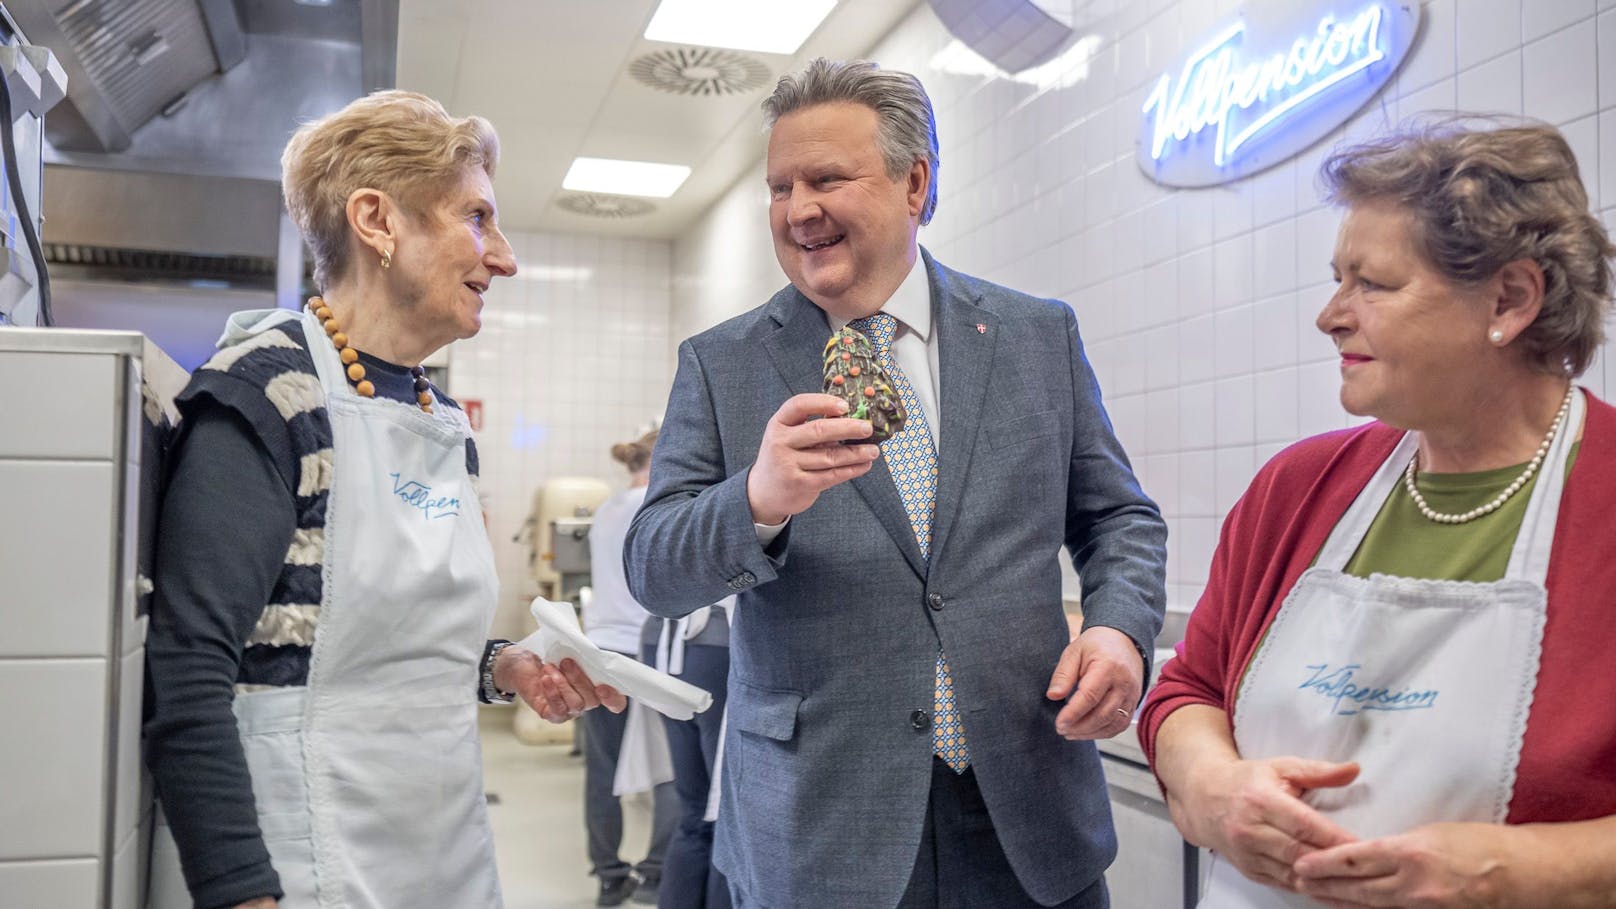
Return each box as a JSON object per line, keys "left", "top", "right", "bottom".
{"left": 988, "top": 410, "right": 1059, "bottom": 449}
{"left": 729, "top": 680, "right": 802, "bottom": 741}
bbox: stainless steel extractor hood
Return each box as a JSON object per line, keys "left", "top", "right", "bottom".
{"left": 8, "top": 0, "right": 396, "bottom": 288}
{"left": 7, "top": 0, "right": 235, "bottom": 153}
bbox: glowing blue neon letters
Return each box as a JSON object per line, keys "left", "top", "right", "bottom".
{"left": 1137, "top": 3, "right": 1419, "bottom": 187}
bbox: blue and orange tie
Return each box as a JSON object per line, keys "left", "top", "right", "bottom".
{"left": 850, "top": 312, "right": 970, "bottom": 772}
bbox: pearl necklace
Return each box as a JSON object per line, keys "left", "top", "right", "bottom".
{"left": 307, "top": 297, "right": 433, "bottom": 414}
{"left": 1403, "top": 384, "right": 1575, "bottom": 525}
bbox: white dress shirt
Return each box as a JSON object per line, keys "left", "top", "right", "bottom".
{"left": 756, "top": 253, "right": 939, "bottom": 543}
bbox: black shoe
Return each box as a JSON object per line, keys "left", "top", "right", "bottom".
{"left": 598, "top": 874, "right": 637, "bottom": 907}
{"left": 630, "top": 874, "right": 660, "bottom": 905}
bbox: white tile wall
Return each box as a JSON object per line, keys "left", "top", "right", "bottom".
{"left": 669, "top": 0, "right": 1616, "bottom": 610}
{"left": 1458, "top": 0, "right": 1521, "bottom": 67}
{"left": 449, "top": 231, "right": 674, "bottom": 639}
{"left": 1523, "top": 22, "right": 1599, "bottom": 124}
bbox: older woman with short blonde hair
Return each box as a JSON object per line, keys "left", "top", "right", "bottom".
{"left": 145, "top": 90, "right": 623, "bottom": 909}
{"left": 1143, "top": 121, "right": 1616, "bottom": 907}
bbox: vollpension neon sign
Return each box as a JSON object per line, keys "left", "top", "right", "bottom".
{"left": 1137, "top": 2, "right": 1420, "bottom": 187}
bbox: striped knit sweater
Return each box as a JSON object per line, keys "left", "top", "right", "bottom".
{"left": 187, "top": 317, "right": 478, "bottom": 689}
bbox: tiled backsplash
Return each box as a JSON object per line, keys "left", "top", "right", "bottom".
{"left": 670, "top": 0, "right": 1616, "bottom": 614}
{"left": 450, "top": 230, "right": 674, "bottom": 639}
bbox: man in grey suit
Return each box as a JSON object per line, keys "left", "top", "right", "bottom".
{"left": 625, "top": 59, "right": 1167, "bottom": 909}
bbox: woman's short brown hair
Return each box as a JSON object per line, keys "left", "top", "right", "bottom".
{"left": 281, "top": 90, "right": 500, "bottom": 290}
{"left": 611, "top": 429, "right": 659, "bottom": 474}
{"left": 1321, "top": 119, "right": 1614, "bottom": 376}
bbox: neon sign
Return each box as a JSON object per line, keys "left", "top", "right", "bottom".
{"left": 1137, "top": 2, "right": 1420, "bottom": 187}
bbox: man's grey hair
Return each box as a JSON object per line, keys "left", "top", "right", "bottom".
{"left": 762, "top": 58, "right": 940, "bottom": 225}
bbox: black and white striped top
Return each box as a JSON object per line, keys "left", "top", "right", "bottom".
{"left": 143, "top": 316, "right": 479, "bottom": 908}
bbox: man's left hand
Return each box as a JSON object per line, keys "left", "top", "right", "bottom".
{"left": 494, "top": 646, "right": 627, "bottom": 723}
{"left": 1046, "top": 625, "right": 1143, "bottom": 740}
{"left": 1292, "top": 822, "right": 1512, "bottom": 908}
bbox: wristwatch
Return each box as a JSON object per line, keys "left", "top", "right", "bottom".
{"left": 479, "top": 639, "right": 517, "bottom": 704}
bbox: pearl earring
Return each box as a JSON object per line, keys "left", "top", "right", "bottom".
{"left": 1490, "top": 329, "right": 1505, "bottom": 344}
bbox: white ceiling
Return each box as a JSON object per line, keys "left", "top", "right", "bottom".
{"left": 396, "top": 0, "right": 922, "bottom": 239}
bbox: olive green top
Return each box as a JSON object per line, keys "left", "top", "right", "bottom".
{"left": 1344, "top": 443, "right": 1580, "bottom": 582}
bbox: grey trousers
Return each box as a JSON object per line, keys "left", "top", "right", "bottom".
{"left": 583, "top": 657, "right": 679, "bottom": 882}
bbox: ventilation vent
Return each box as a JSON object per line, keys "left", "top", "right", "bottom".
{"left": 554, "top": 194, "right": 656, "bottom": 219}
{"left": 39, "top": 0, "right": 224, "bottom": 150}
{"left": 628, "top": 47, "right": 771, "bottom": 96}
{"left": 45, "top": 243, "right": 278, "bottom": 287}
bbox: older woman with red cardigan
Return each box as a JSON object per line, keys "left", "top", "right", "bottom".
{"left": 1141, "top": 122, "right": 1616, "bottom": 908}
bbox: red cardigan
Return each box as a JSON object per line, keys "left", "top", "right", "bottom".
{"left": 1139, "top": 389, "right": 1616, "bottom": 823}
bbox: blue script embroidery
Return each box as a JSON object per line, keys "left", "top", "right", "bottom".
{"left": 1299, "top": 663, "right": 1438, "bottom": 716}
{"left": 389, "top": 473, "right": 461, "bottom": 520}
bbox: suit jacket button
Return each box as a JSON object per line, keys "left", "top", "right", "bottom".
{"left": 910, "top": 709, "right": 930, "bottom": 730}
{"left": 926, "top": 593, "right": 945, "bottom": 611}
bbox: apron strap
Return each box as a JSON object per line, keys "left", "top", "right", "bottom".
{"left": 1505, "top": 387, "right": 1584, "bottom": 583}
{"left": 1312, "top": 430, "right": 1419, "bottom": 571}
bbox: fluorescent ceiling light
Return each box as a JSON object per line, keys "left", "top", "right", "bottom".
{"left": 644, "top": 0, "right": 837, "bottom": 55}
{"left": 562, "top": 157, "right": 692, "bottom": 198}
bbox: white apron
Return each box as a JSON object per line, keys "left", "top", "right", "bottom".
{"left": 148, "top": 309, "right": 501, "bottom": 908}
{"left": 1199, "top": 390, "right": 1583, "bottom": 909}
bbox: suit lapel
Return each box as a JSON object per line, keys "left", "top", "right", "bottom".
{"left": 763, "top": 285, "right": 927, "bottom": 578}
{"left": 926, "top": 250, "right": 999, "bottom": 565}
{"left": 762, "top": 285, "right": 829, "bottom": 397}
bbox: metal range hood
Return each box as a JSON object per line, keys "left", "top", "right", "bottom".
{"left": 7, "top": 0, "right": 241, "bottom": 155}
{"left": 6, "top": 0, "right": 397, "bottom": 289}
{"left": 43, "top": 164, "right": 285, "bottom": 287}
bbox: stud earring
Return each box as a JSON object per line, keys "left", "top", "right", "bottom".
{"left": 1490, "top": 329, "right": 1505, "bottom": 344}
{"left": 380, "top": 248, "right": 393, "bottom": 270}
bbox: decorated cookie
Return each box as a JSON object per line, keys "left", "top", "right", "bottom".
{"left": 822, "top": 327, "right": 907, "bottom": 443}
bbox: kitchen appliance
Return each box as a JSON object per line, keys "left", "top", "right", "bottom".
{"left": 0, "top": 3, "right": 65, "bottom": 327}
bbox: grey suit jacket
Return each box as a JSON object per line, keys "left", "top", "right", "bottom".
{"left": 625, "top": 250, "right": 1167, "bottom": 908}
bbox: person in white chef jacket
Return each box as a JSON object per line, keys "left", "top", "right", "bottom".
{"left": 579, "top": 428, "right": 679, "bottom": 906}
{"left": 143, "top": 91, "right": 623, "bottom": 909}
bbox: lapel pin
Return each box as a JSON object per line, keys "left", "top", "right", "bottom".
{"left": 976, "top": 323, "right": 986, "bottom": 334}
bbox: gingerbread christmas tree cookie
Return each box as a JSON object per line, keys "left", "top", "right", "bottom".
{"left": 822, "top": 327, "right": 907, "bottom": 443}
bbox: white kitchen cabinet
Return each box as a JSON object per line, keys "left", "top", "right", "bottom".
{"left": 0, "top": 329, "right": 183, "bottom": 909}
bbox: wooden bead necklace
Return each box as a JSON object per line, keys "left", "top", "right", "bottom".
{"left": 307, "top": 296, "right": 433, "bottom": 414}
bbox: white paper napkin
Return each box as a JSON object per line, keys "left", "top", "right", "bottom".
{"left": 522, "top": 597, "right": 713, "bottom": 721}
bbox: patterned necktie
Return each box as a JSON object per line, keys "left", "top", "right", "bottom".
{"left": 849, "top": 313, "right": 970, "bottom": 772}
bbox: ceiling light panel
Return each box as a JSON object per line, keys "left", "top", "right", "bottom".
{"left": 562, "top": 157, "right": 692, "bottom": 198}
{"left": 644, "top": 0, "right": 837, "bottom": 55}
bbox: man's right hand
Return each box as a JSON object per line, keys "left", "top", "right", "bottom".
{"left": 1168, "top": 755, "right": 1361, "bottom": 892}
{"left": 747, "top": 394, "right": 880, "bottom": 524}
